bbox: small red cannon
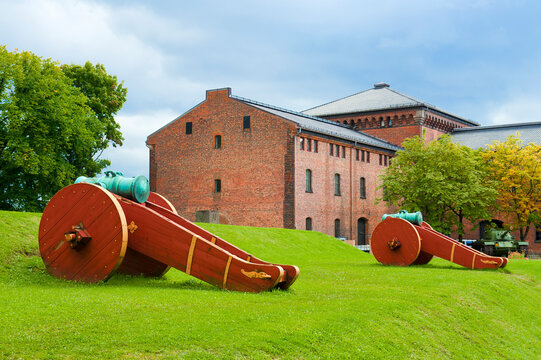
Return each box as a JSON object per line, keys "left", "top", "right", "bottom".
{"left": 38, "top": 172, "right": 299, "bottom": 292}
{"left": 371, "top": 211, "right": 507, "bottom": 269}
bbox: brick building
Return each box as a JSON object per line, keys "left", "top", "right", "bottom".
{"left": 147, "top": 84, "right": 539, "bottom": 253}
{"left": 303, "top": 82, "right": 478, "bottom": 144}
{"left": 147, "top": 87, "right": 400, "bottom": 245}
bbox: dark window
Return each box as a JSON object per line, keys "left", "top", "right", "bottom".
{"left": 300, "top": 138, "right": 305, "bottom": 150}
{"left": 366, "top": 151, "right": 370, "bottom": 163}
{"left": 306, "top": 217, "right": 313, "bottom": 231}
{"left": 360, "top": 177, "right": 366, "bottom": 199}
{"left": 387, "top": 116, "right": 391, "bottom": 127}
{"left": 334, "top": 219, "right": 341, "bottom": 238}
{"left": 307, "top": 139, "right": 312, "bottom": 152}
{"left": 186, "top": 122, "right": 192, "bottom": 135}
{"left": 214, "top": 135, "right": 221, "bottom": 149}
{"left": 305, "top": 169, "right": 312, "bottom": 193}
{"left": 361, "top": 150, "right": 365, "bottom": 162}
{"left": 314, "top": 140, "right": 318, "bottom": 153}
{"left": 214, "top": 179, "right": 221, "bottom": 193}
{"left": 330, "top": 144, "right": 334, "bottom": 156}
{"left": 536, "top": 229, "right": 541, "bottom": 243}
{"left": 357, "top": 218, "right": 367, "bottom": 245}
{"left": 342, "top": 146, "right": 346, "bottom": 158}
{"left": 243, "top": 115, "right": 251, "bottom": 130}
{"left": 356, "top": 149, "right": 359, "bottom": 161}
{"left": 384, "top": 155, "right": 388, "bottom": 166}
{"left": 334, "top": 173, "right": 341, "bottom": 196}
{"left": 380, "top": 117, "right": 385, "bottom": 127}
{"left": 379, "top": 154, "right": 383, "bottom": 165}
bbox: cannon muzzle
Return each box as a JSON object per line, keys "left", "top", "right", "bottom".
{"left": 382, "top": 210, "right": 423, "bottom": 226}
{"left": 75, "top": 171, "right": 150, "bottom": 203}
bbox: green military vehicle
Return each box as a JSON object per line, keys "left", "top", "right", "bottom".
{"left": 472, "top": 228, "right": 529, "bottom": 257}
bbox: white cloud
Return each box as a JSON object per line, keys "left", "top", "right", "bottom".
{"left": 487, "top": 95, "right": 541, "bottom": 125}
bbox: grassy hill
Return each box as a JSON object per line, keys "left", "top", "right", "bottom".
{"left": 0, "top": 210, "right": 539, "bottom": 359}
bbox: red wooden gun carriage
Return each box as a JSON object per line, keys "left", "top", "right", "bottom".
{"left": 371, "top": 211, "right": 508, "bottom": 269}
{"left": 38, "top": 172, "right": 299, "bottom": 292}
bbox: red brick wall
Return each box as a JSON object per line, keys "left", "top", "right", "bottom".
{"left": 295, "top": 135, "right": 394, "bottom": 244}
{"left": 147, "top": 88, "right": 296, "bottom": 228}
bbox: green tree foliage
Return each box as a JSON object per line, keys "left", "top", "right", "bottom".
{"left": 0, "top": 46, "right": 126, "bottom": 211}
{"left": 481, "top": 135, "right": 541, "bottom": 242}
{"left": 379, "top": 134, "right": 497, "bottom": 240}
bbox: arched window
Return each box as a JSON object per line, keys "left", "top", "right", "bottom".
{"left": 360, "top": 177, "right": 366, "bottom": 199}
{"left": 214, "top": 135, "right": 222, "bottom": 149}
{"left": 305, "top": 169, "right": 312, "bottom": 193}
{"left": 334, "top": 219, "right": 341, "bottom": 238}
{"left": 334, "top": 173, "right": 341, "bottom": 196}
{"left": 306, "top": 217, "right": 313, "bottom": 231}
{"left": 357, "top": 218, "right": 367, "bottom": 245}
{"left": 380, "top": 117, "right": 385, "bottom": 127}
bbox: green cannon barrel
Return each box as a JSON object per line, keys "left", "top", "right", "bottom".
{"left": 382, "top": 210, "right": 423, "bottom": 226}
{"left": 75, "top": 171, "right": 150, "bottom": 203}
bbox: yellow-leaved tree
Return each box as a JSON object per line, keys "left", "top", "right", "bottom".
{"left": 482, "top": 134, "right": 541, "bottom": 242}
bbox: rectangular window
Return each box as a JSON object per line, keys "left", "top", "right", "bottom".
{"left": 307, "top": 139, "right": 312, "bottom": 152}
{"left": 314, "top": 140, "right": 318, "bottom": 153}
{"left": 300, "top": 138, "right": 305, "bottom": 150}
{"left": 361, "top": 150, "right": 365, "bottom": 162}
{"left": 379, "top": 154, "right": 383, "bottom": 165}
{"left": 360, "top": 177, "right": 366, "bottom": 199}
{"left": 186, "top": 122, "right": 192, "bottom": 135}
{"left": 329, "top": 144, "right": 334, "bottom": 156}
{"left": 243, "top": 115, "right": 251, "bottom": 130}
{"left": 342, "top": 146, "right": 346, "bottom": 158}
{"left": 214, "top": 179, "right": 221, "bottom": 193}
{"left": 366, "top": 151, "right": 370, "bottom": 163}
{"left": 305, "top": 169, "right": 312, "bottom": 193}
{"left": 356, "top": 149, "right": 359, "bottom": 161}
{"left": 536, "top": 229, "right": 541, "bottom": 243}
{"left": 384, "top": 155, "right": 388, "bottom": 166}
{"left": 334, "top": 173, "right": 341, "bottom": 196}
{"left": 214, "top": 135, "right": 221, "bottom": 149}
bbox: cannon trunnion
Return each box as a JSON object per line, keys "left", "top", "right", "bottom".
{"left": 39, "top": 182, "right": 299, "bottom": 292}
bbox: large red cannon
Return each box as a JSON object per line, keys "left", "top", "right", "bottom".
{"left": 38, "top": 173, "right": 299, "bottom": 292}
{"left": 371, "top": 211, "right": 507, "bottom": 269}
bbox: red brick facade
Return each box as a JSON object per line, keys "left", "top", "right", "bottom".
{"left": 147, "top": 88, "right": 395, "bottom": 244}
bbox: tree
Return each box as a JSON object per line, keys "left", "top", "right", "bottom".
{"left": 378, "top": 134, "right": 497, "bottom": 240}
{"left": 481, "top": 134, "right": 541, "bottom": 242}
{"left": 0, "top": 46, "right": 127, "bottom": 211}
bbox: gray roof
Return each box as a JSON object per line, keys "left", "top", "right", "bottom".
{"left": 303, "top": 83, "right": 478, "bottom": 126}
{"left": 232, "top": 95, "right": 401, "bottom": 152}
{"left": 452, "top": 122, "right": 541, "bottom": 149}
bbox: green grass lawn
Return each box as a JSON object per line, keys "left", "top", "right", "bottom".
{"left": 0, "top": 210, "right": 539, "bottom": 359}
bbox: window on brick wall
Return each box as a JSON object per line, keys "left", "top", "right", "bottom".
{"left": 214, "top": 179, "right": 221, "bottom": 193}
{"left": 536, "top": 228, "right": 541, "bottom": 243}
{"left": 384, "top": 155, "right": 388, "bottom": 166}
{"left": 356, "top": 149, "right": 359, "bottom": 161}
{"left": 360, "top": 177, "right": 366, "bottom": 199}
{"left": 300, "top": 138, "right": 305, "bottom": 150}
{"left": 379, "top": 154, "right": 383, "bottom": 165}
{"left": 380, "top": 117, "right": 385, "bottom": 127}
{"left": 361, "top": 150, "right": 365, "bottom": 162}
{"left": 243, "top": 115, "right": 251, "bottom": 130}
{"left": 342, "top": 146, "right": 346, "bottom": 158}
{"left": 186, "top": 122, "right": 192, "bottom": 135}
{"left": 214, "top": 135, "right": 221, "bottom": 149}
{"left": 314, "top": 140, "right": 318, "bottom": 153}
{"left": 334, "top": 173, "right": 341, "bottom": 196}
{"left": 329, "top": 144, "right": 334, "bottom": 156}
{"left": 334, "top": 219, "right": 341, "bottom": 238}
{"left": 306, "top": 217, "right": 313, "bottom": 231}
{"left": 387, "top": 116, "right": 392, "bottom": 127}
{"left": 307, "top": 139, "right": 312, "bottom": 152}
{"left": 305, "top": 169, "right": 312, "bottom": 193}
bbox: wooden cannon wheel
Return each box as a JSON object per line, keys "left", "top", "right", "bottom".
{"left": 371, "top": 217, "right": 421, "bottom": 266}
{"left": 115, "top": 191, "right": 176, "bottom": 278}
{"left": 38, "top": 183, "right": 128, "bottom": 282}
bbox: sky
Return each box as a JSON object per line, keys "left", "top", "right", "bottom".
{"left": 2, "top": 0, "right": 540, "bottom": 177}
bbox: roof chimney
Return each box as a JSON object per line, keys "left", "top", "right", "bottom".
{"left": 374, "top": 82, "right": 390, "bottom": 89}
